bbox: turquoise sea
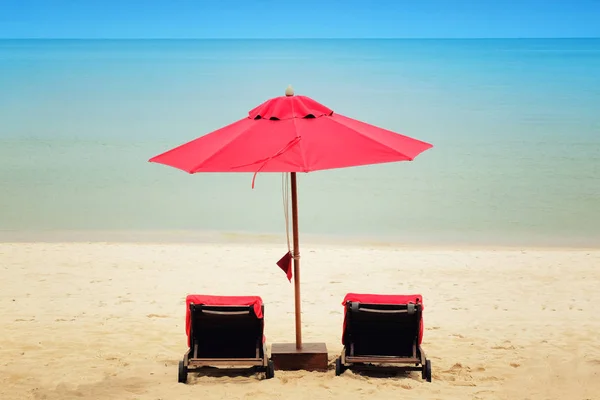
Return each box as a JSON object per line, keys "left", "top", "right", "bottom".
{"left": 1, "top": 39, "right": 599, "bottom": 246}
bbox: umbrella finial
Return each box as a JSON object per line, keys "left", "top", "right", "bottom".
{"left": 285, "top": 84, "right": 294, "bottom": 97}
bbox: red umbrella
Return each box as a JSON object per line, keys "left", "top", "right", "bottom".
{"left": 149, "top": 85, "right": 433, "bottom": 350}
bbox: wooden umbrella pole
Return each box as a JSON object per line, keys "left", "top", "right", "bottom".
{"left": 290, "top": 172, "right": 302, "bottom": 349}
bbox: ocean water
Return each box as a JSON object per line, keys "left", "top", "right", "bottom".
{"left": 1, "top": 39, "right": 599, "bottom": 246}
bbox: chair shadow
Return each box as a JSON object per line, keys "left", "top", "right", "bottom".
{"left": 344, "top": 364, "right": 421, "bottom": 379}
{"left": 188, "top": 365, "right": 265, "bottom": 380}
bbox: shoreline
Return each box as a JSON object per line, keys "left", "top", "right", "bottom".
{"left": 1, "top": 229, "right": 598, "bottom": 251}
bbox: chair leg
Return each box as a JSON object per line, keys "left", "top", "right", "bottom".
{"left": 418, "top": 345, "right": 427, "bottom": 366}
{"left": 183, "top": 349, "right": 190, "bottom": 367}
{"left": 262, "top": 343, "right": 269, "bottom": 367}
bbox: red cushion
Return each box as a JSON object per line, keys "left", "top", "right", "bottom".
{"left": 185, "top": 295, "right": 264, "bottom": 346}
{"left": 341, "top": 293, "right": 424, "bottom": 345}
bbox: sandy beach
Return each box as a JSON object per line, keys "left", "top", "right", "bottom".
{"left": 1, "top": 241, "right": 599, "bottom": 400}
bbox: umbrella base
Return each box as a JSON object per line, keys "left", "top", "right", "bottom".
{"left": 271, "top": 342, "right": 328, "bottom": 371}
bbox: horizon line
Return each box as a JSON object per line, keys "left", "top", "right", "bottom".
{"left": 1, "top": 37, "right": 599, "bottom": 40}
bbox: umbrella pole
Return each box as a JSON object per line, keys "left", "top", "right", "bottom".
{"left": 290, "top": 172, "right": 302, "bottom": 349}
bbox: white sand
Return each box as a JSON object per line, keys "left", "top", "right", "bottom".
{"left": 1, "top": 242, "right": 599, "bottom": 400}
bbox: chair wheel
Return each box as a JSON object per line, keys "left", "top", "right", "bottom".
{"left": 335, "top": 357, "right": 344, "bottom": 376}
{"left": 178, "top": 360, "right": 188, "bottom": 384}
{"left": 265, "top": 360, "right": 275, "bottom": 379}
{"left": 421, "top": 359, "right": 432, "bottom": 382}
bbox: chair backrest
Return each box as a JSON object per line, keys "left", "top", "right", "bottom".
{"left": 344, "top": 301, "right": 422, "bottom": 357}
{"left": 189, "top": 303, "right": 265, "bottom": 359}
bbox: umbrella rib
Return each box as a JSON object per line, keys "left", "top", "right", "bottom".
{"left": 292, "top": 117, "right": 309, "bottom": 172}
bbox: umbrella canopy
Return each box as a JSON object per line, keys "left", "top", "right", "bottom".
{"left": 149, "top": 86, "right": 433, "bottom": 350}
{"left": 150, "top": 89, "right": 432, "bottom": 177}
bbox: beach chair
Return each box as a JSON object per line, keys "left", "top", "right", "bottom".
{"left": 335, "top": 293, "right": 432, "bottom": 382}
{"left": 178, "top": 295, "right": 275, "bottom": 383}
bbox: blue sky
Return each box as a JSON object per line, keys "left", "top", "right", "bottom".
{"left": 1, "top": 0, "right": 599, "bottom": 39}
